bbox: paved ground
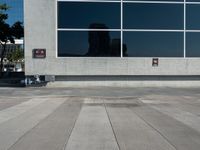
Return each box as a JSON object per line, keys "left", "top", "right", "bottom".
{"left": 0, "top": 87, "right": 200, "bottom": 150}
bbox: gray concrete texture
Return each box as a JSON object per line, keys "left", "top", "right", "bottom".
{"left": 25, "top": 0, "right": 200, "bottom": 76}
{"left": 0, "top": 87, "right": 200, "bottom": 150}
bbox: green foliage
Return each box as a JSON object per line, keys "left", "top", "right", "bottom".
{"left": 7, "top": 49, "right": 24, "bottom": 62}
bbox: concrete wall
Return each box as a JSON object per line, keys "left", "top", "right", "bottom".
{"left": 24, "top": 0, "right": 200, "bottom": 76}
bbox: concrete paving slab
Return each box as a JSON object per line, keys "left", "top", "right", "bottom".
{"left": 133, "top": 105, "right": 200, "bottom": 150}
{"left": 151, "top": 104, "right": 200, "bottom": 133}
{"left": 141, "top": 97, "right": 200, "bottom": 117}
{"left": 168, "top": 101, "right": 200, "bottom": 117}
{"left": 0, "top": 87, "right": 200, "bottom": 150}
{"left": 0, "top": 99, "right": 65, "bottom": 150}
{"left": 106, "top": 105, "right": 176, "bottom": 150}
{"left": 65, "top": 104, "right": 119, "bottom": 150}
{"left": 9, "top": 99, "right": 82, "bottom": 150}
{"left": 141, "top": 95, "right": 200, "bottom": 116}
{"left": 0, "top": 98, "right": 28, "bottom": 111}
{"left": 0, "top": 98, "right": 48, "bottom": 125}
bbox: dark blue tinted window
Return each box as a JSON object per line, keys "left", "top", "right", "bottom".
{"left": 187, "top": 5, "right": 200, "bottom": 30}
{"left": 58, "top": 31, "right": 121, "bottom": 57}
{"left": 186, "top": 0, "right": 200, "bottom": 1}
{"left": 126, "top": 0, "right": 184, "bottom": 2}
{"left": 123, "top": 32, "right": 184, "bottom": 57}
{"left": 124, "top": 3, "right": 184, "bottom": 29}
{"left": 186, "top": 32, "right": 200, "bottom": 57}
{"left": 58, "top": 2, "right": 121, "bottom": 29}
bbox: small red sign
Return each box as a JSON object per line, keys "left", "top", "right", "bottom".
{"left": 152, "top": 58, "right": 159, "bottom": 67}
{"left": 33, "top": 49, "right": 46, "bottom": 58}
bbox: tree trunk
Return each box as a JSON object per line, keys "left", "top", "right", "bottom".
{"left": 0, "top": 44, "right": 6, "bottom": 78}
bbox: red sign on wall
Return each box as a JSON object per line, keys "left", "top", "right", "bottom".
{"left": 33, "top": 49, "right": 46, "bottom": 58}
{"left": 152, "top": 58, "right": 159, "bottom": 67}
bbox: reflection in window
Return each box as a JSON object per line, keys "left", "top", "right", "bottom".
{"left": 123, "top": 32, "right": 184, "bottom": 57}
{"left": 58, "top": 31, "right": 121, "bottom": 57}
{"left": 186, "top": 32, "right": 200, "bottom": 57}
{"left": 187, "top": 5, "right": 200, "bottom": 30}
{"left": 58, "top": 2, "right": 120, "bottom": 29}
{"left": 124, "top": 3, "right": 184, "bottom": 29}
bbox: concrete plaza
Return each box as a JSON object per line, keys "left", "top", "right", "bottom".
{"left": 0, "top": 87, "right": 200, "bottom": 150}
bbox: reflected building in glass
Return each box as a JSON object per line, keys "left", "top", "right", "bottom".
{"left": 24, "top": 0, "right": 200, "bottom": 85}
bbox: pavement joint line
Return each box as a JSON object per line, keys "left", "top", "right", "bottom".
{"left": 62, "top": 100, "right": 83, "bottom": 150}
{"left": 7, "top": 99, "right": 67, "bottom": 150}
{"left": 137, "top": 100, "right": 178, "bottom": 150}
{"left": 103, "top": 98, "right": 121, "bottom": 150}
{"left": 129, "top": 105, "right": 178, "bottom": 150}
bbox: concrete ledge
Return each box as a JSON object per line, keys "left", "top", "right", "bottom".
{"left": 47, "top": 76, "right": 200, "bottom": 87}
{"left": 47, "top": 81, "right": 200, "bottom": 88}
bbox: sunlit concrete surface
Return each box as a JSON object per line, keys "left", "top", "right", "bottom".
{"left": 0, "top": 87, "right": 200, "bottom": 150}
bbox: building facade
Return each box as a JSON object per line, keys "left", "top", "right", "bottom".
{"left": 24, "top": 0, "right": 200, "bottom": 85}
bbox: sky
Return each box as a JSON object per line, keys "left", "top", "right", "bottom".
{"left": 0, "top": 0, "right": 23, "bottom": 25}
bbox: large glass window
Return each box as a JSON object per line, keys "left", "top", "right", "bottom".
{"left": 124, "top": 3, "right": 184, "bottom": 29}
{"left": 186, "top": 0, "right": 200, "bottom": 2}
{"left": 58, "top": 2, "right": 121, "bottom": 29}
{"left": 123, "top": 32, "right": 184, "bottom": 57}
{"left": 186, "top": 32, "right": 200, "bottom": 57}
{"left": 57, "top": 0, "right": 200, "bottom": 58}
{"left": 125, "top": 0, "right": 183, "bottom": 1}
{"left": 186, "top": 5, "right": 200, "bottom": 30}
{"left": 58, "top": 31, "right": 121, "bottom": 57}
